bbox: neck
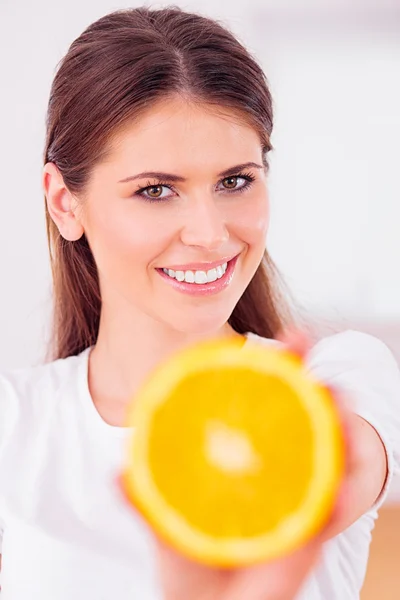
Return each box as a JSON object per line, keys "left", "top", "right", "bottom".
{"left": 87, "top": 305, "right": 244, "bottom": 427}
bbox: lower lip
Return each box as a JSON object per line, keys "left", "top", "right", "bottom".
{"left": 156, "top": 255, "right": 239, "bottom": 297}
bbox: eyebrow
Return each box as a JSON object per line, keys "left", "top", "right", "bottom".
{"left": 118, "top": 162, "right": 264, "bottom": 184}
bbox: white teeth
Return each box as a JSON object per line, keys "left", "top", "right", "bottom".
{"left": 162, "top": 262, "right": 228, "bottom": 284}
{"left": 184, "top": 271, "right": 195, "bottom": 283}
{"left": 194, "top": 271, "right": 208, "bottom": 284}
{"left": 206, "top": 268, "right": 217, "bottom": 282}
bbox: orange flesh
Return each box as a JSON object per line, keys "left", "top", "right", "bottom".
{"left": 148, "top": 367, "right": 314, "bottom": 538}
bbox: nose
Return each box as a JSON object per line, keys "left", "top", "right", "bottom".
{"left": 179, "top": 195, "right": 229, "bottom": 251}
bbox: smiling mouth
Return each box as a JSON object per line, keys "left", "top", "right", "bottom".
{"left": 160, "top": 260, "right": 229, "bottom": 285}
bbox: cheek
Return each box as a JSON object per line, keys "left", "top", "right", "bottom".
{"left": 228, "top": 192, "right": 269, "bottom": 245}
{"left": 84, "top": 204, "right": 169, "bottom": 273}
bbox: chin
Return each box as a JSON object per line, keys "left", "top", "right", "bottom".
{"left": 165, "top": 304, "right": 237, "bottom": 339}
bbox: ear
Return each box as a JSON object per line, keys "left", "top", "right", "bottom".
{"left": 42, "top": 162, "right": 85, "bottom": 241}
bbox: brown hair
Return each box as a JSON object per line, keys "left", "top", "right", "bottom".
{"left": 44, "top": 5, "right": 316, "bottom": 361}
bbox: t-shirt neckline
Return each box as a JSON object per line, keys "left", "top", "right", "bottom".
{"left": 78, "top": 331, "right": 265, "bottom": 437}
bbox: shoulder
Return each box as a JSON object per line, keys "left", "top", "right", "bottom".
{"left": 302, "top": 328, "right": 400, "bottom": 413}
{"left": 304, "top": 329, "right": 400, "bottom": 396}
{"left": 247, "top": 328, "right": 399, "bottom": 372}
{"left": 0, "top": 351, "right": 89, "bottom": 447}
{"left": 308, "top": 328, "right": 398, "bottom": 367}
{"left": 249, "top": 327, "right": 400, "bottom": 410}
{"left": 0, "top": 351, "right": 86, "bottom": 399}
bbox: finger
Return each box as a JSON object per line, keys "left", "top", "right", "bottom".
{"left": 155, "top": 538, "right": 229, "bottom": 600}
{"left": 224, "top": 539, "right": 323, "bottom": 600}
{"left": 275, "top": 327, "right": 314, "bottom": 361}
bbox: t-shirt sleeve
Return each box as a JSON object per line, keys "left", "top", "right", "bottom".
{"left": 0, "top": 373, "right": 19, "bottom": 554}
{"left": 0, "top": 375, "right": 8, "bottom": 554}
{"left": 0, "top": 516, "right": 3, "bottom": 554}
{"left": 304, "top": 329, "right": 400, "bottom": 512}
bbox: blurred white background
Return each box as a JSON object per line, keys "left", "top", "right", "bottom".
{"left": 0, "top": 0, "right": 399, "bottom": 497}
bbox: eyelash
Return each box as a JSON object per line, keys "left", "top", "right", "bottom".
{"left": 133, "top": 171, "right": 257, "bottom": 203}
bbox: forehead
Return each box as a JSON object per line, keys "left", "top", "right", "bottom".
{"left": 106, "top": 97, "right": 263, "bottom": 171}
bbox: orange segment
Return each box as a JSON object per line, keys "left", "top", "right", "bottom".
{"left": 121, "top": 336, "right": 345, "bottom": 566}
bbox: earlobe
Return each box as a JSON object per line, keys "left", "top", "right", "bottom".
{"left": 42, "top": 162, "right": 84, "bottom": 241}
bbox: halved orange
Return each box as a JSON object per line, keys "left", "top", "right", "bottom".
{"left": 121, "top": 335, "right": 345, "bottom": 567}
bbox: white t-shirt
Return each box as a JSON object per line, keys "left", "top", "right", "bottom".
{"left": 0, "top": 329, "right": 399, "bottom": 600}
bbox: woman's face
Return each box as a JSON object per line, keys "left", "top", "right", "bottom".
{"left": 78, "top": 96, "right": 270, "bottom": 336}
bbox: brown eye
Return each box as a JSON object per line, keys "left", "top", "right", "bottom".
{"left": 147, "top": 186, "right": 163, "bottom": 198}
{"left": 134, "top": 183, "right": 176, "bottom": 202}
{"left": 222, "top": 176, "right": 238, "bottom": 189}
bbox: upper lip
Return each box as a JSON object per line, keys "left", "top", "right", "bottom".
{"left": 161, "top": 254, "right": 239, "bottom": 272}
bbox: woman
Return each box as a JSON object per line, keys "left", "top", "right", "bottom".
{"left": 0, "top": 6, "right": 399, "bottom": 599}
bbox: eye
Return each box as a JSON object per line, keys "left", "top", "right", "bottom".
{"left": 134, "top": 182, "right": 176, "bottom": 202}
{"left": 142, "top": 185, "right": 172, "bottom": 199}
{"left": 218, "top": 173, "right": 256, "bottom": 194}
{"left": 222, "top": 176, "right": 240, "bottom": 189}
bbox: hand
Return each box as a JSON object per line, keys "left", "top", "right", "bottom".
{"left": 117, "top": 472, "right": 326, "bottom": 600}
{"left": 154, "top": 532, "right": 323, "bottom": 600}
{"left": 119, "top": 328, "right": 363, "bottom": 600}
